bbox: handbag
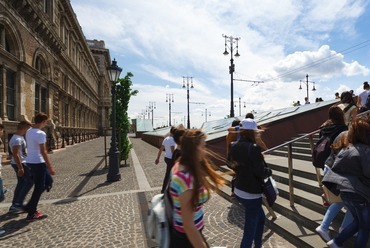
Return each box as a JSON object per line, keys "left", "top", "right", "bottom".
{"left": 322, "top": 185, "right": 342, "bottom": 203}
{"left": 263, "top": 176, "right": 278, "bottom": 207}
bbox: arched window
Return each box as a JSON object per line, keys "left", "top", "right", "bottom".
{"left": 35, "top": 56, "right": 47, "bottom": 76}
{"left": 0, "top": 24, "right": 18, "bottom": 56}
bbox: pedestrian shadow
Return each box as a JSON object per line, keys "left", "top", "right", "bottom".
{"left": 227, "top": 200, "right": 280, "bottom": 245}
{"left": 78, "top": 167, "right": 108, "bottom": 177}
{"left": 0, "top": 218, "right": 30, "bottom": 240}
{"left": 52, "top": 181, "right": 111, "bottom": 206}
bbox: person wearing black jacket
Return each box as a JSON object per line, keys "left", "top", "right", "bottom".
{"left": 228, "top": 118, "right": 270, "bottom": 248}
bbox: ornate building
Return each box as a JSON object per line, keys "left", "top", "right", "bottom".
{"left": 0, "top": 0, "right": 113, "bottom": 152}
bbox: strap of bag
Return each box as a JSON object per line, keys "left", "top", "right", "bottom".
{"left": 343, "top": 102, "right": 354, "bottom": 113}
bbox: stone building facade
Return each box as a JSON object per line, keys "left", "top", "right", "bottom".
{"left": 0, "top": 0, "right": 113, "bottom": 152}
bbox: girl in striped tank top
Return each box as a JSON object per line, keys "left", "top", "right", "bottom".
{"left": 169, "top": 130, "right": 225, "bottom": 248}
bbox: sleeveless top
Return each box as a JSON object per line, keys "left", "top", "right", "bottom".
{"left": 170, "top": 163, "right": 209, "bottom": 233}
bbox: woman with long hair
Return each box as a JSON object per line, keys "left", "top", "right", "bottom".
{"left": 315, "top": 106, "right": 351, "bottom": 242}
{"left": 169, "top": 130, "right": 224, "bottom": 248}
{"left": 228, "top": 118, "right": 270, "bottom": 248}
{"left": 337, "top": 91, "right": 357, "bottom": 126}
{"left": 323, "top": 117, "right": 370, "bottom": 247}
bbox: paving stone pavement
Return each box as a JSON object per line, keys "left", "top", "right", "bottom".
{"left": 0, "top": 135, "right": 294, "bottom": 247}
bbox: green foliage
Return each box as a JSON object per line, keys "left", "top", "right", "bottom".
{"left": 115, "top": 72, "right": 138, "bottom": 161}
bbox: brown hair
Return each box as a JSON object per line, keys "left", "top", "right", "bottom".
{"left": 340, "top": 91, "right": 354, "bottom": 104}
{"left": 17, "top": 121, "right": 32, "bottom": 130}
{"left": 322, "top": 106, "right": 345, "bottom": 126}
{"left": 179, "top": 130, "right": 225, "bottom": 209}
{"left": 239, "top": 129, "right": 257, "bottom": 143}
{"left": 332, "top": 117, "right": 370, "bottom": 150}
{"left": 173, "top": 128, "right": 185, "bottom": 145}
{"left": 0, "top": 124, "right": 4, "bottom": 130}
{"left": 34, "top": 113, "right": 48, "bottom": 124}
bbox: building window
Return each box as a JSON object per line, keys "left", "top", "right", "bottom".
{"left": 43, "top": 0, "right": 52, "bottom": 17}
{"left": 0, "top": 65, "right": 3, "bottom": 117}
{"left": 35, "top": 84, "right": 47, "bottom": 115}
{"left": 35, "top": 84, "right": 40, "bottom": 114}
{"left": 64, "top": 103, "right": 69, "bottom": 126}
{"left": 6, "top": 69, "right": 16, "bottom": 120}
{"left": 41, "top": 87, "right": 47, "bottom": 113}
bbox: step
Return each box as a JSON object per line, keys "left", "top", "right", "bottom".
{"left": 269, "top": 151, "right": 312, "bottom": 162}
{"left": 217, "top": 178, "right": 328, "bottom": 247}
{"left": 276, "top": 146, "right": 312, "bottom": 155}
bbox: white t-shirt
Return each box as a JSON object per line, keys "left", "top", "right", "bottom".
{"left": 162, "top": 136, "right": 176, "bottom": 159}
{"left": 25, "top": 128, "right": 46, "bottom": 164}
{"left": 9, "top": 134, "right": 27, "bottom": 164}
{"left": 358, "top": 90, "right": 370, "bottom": 107}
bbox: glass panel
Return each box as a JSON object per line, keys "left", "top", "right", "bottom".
{"left": 35, "top": 84, "right": 40, "bottom": 115}
{"left": 6, "top": 69, "right": 15, "bottom": 120}
{"left": 41, "top": 87, "right": 47, "bottom": 113}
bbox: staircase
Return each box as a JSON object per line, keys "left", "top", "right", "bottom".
{"left": 217, "top": 133, "right": 365, "bottom": 248}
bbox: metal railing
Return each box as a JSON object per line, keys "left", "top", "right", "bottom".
{"left": 261, "top": 109, "right": 370, "bottom": 207}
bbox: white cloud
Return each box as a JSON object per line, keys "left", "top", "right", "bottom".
{"left": 71, "top": 0, "right": 370, "bottom": 128}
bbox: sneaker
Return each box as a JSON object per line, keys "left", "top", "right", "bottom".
{"left": 315, "top": 225, "right": 330, "bottom": 242}
{"left": 26, "top": 211, "right": 48, "bottom": 222}
{"left": 0, "top": 230, "right": 5, "bottom": 235}
{"left": 230, "top": 192, "right": 235, "bottom": 198}
{"left": 327, "top": 239, "right": 342, "bottom": 248}
{"left": 9, "top": 206, "right": 26, "bottom": 214}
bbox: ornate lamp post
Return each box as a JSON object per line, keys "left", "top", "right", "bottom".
{"left": 106, "top": 59, "right": 122, "bottom": 182}
{"left": 202, "top": 108, "right": 211, "bottom": 122}
{"left": 183, "top": 76, "right": 194, "bottom": 129}
{"left": 299, "top": 74, "right": 316, "bottom": 104}
{"left": 166, "top": 94, "right": 174, "bottom": 126}
{"left": 222, "top": 34, "right": 240, "bottom": 118}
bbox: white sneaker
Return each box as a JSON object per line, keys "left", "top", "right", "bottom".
{"left": 315, "top": 225, "right": 330, "bottom": 242}
{"left": 0, "top": 230, "right": 5, "bottom": 235}
{"left": 327, "top": 239, "right": 342, "bottom": 248}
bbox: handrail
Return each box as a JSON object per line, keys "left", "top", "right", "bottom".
{"left": 262, "top": 129, "right": 320, "bottom": 155}
{"left": 261, "top": 108, "right": 370, "bottom": 207}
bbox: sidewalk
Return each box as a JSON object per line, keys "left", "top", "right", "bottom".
{"left": 0, "top": 135, "right": 294, "bottom": 247}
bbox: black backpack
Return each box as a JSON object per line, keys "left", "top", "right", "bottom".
{"left": 365, "top": 94, "right": 370, "bottom": 109}
{"left": 312, "top": 135, "right": 332, "bottom": 169}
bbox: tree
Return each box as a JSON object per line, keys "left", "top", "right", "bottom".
{"left": 115, "top": 72, "right": 138, "bottom": 163}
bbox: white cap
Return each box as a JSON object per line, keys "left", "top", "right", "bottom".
{"left": 240, "top": 118, "right": 258, "bottom": 130}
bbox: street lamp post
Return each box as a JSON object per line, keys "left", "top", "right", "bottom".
{"left": 222, "top": 34, "right": 240, "bottom": 118}
{"left": 235, "top": 97, "right": 246, "bottom": 116}
{"left": 106, "top": 59, "right": 122, "bottom": 182}
{"left": 299, "top": 74, "right": 316, "bottom": 104}
{"left": 166, "top": 94, "right": 174, "bottom": 126}
{"left": 183, "top": 76, "right": 194, "bottom": 129}
{"left": 148, "top": 101, "right": 156, "bottom": 127}
{"left": 202, "top": 108, "right": 211, "bottom": 122}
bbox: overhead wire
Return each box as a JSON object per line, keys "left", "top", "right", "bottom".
{"left": 234, "top": 39, "right": 370, "bottom": 83}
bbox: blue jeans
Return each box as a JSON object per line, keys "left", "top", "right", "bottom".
{"left": 161, "top": 157, "right": 173, "bottom": 193}
{"left": 11, "top": 163, "right": 34, "bottom": 207}
{"left": 236, "top": 196, "right": 265, "bottom": 248}
{"left": 334, "top": 192, "right": 370, "bottom": 248}
{"left": 24, "top": 163, "right": 47, "bottom": 216}
{"left": 321, "top": 202, "right": 353, "bottom": 231}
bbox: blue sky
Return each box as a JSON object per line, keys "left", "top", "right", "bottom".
{"left": 71, "top": 0, "right": 370, "bottom": 128}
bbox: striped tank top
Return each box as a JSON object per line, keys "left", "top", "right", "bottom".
{"left": 170, "top": 164, "right": 209, "bottom": 233}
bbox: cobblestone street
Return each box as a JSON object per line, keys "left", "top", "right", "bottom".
{"left": 0, "top": 136, "right": 294, "bottom": 247}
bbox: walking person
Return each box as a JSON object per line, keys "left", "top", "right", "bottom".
{"left": 24, "top": 113, "right": 55, "bottom": 222}
{"left": 314, "top": 106, "right": 352, "bottom": 241}
{"left": 227, "top": 118, "right": 271, "bottom": 248}
{"left": 337, "top": 91, "right": 357, "bottom": 126}
{"left": 323, "top": 117, "right": 370, "bottom": 248}
{"left": 357, "top": 81, "right": 370, "bottom": 113}
{"left": 171, "top": 128, "right": 185, "bottom": 163}
{"left": 8, "top": 121, "right": 34, "bottom": 213}
{"left": 169, "top": 130, "right": 224, "bottom": 247}
{"left": 155, "top": 126, "right": 176, "bottom": 193}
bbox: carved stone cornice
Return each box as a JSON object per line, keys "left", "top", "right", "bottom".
{"left": 8, "top": 0, "right": 64, "bottom": 53}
